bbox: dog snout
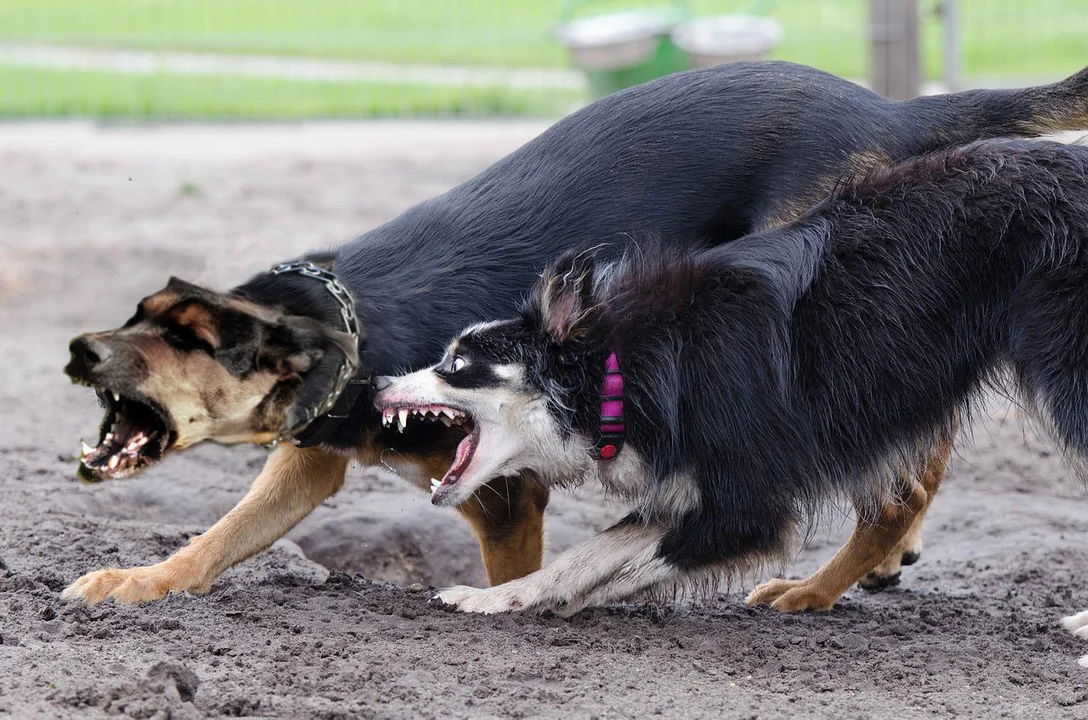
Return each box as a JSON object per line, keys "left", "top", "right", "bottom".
{"left": 372, "top": 375, "right": 393, "bottom": 393}
{"left": 67, "top": 335, "right": 113, "bottom": 379}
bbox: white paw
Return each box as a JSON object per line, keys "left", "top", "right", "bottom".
{"left": 1062, "top": 610, "right": 1088, "bottom": 639}
{"left": 434, "top": 584, "right": 528, "bottom": 614}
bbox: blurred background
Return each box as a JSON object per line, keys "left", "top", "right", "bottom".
{"left": 0, "top": 0, "right": 1083, "bottom": 120}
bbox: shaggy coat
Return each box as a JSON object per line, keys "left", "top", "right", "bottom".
{"left": 379, "top": 139, "right": 1088, "bottom": 614}
{"left": 239, "top": 62, "right": 1088, "bottom": 447}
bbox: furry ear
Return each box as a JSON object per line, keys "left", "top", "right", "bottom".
{"left": 533, "top": 250, "right": 598, "bottom": 342}
{"left": 258, "top": 316, "right": 358, "bottom": 378}
{"left": 258, "top": 315, "right": 362, "bottom": 434}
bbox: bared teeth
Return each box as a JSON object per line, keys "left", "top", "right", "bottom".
{"left": 439, "top": 415, "right": 453, "bottom": 427}
{"left": 397, "top": 409, "right": 408, "bottom": 431}
{"left": 107, "top": 455, "right": 119, "bottom": 470}
{"left": 430, "top": 477, "right": 441, "bottom": 494}
{"left": 80, "top": 440, "right": 94, "bottom": 458}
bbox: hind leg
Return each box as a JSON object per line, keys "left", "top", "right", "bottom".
{"left": 747, "top": 436, "right": 947, "bottom": 612}
{"left": 858, "top": 435, "right": 950, "bottom": 590}
{"left": 747, "top": 476, "right": 929, "bottom": 612}
{"left": 858, "top": 500, "right": 930, "bottom": 590}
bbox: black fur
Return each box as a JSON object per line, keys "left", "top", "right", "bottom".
{"left": 473, "top": 138, "right": 1088, "bottom": 572}
{"left": 236, "top": 61, "right": 1088, "bottom": 448}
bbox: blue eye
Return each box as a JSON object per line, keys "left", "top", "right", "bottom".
{"left": 451, "top": 356, "right": 467, "bottom": 372}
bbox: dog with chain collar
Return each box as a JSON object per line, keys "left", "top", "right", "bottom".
{"left": 59, "top": 60, "right": 1088, "bottom": 605}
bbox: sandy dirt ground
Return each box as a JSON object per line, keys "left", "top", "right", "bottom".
{"left": 2, "top": 121, "right": 1088, "bottom": 719}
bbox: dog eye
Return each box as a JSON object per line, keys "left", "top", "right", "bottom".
{"left": 163, "top": 327, "right": 213, "bottom": 355}
{"left": 451, "top": 356, "right": 467, "bottom": 372}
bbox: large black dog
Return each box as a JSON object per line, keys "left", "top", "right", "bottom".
{"left": 63, "top": 62, "right": 1088, "bottom": 606}
{"left": 377, "top": 138, "right": 1088, "bottom": 615}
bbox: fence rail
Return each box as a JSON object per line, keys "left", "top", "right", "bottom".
{"left": 0, "top": 0, "right": 1082, "bottom": 119}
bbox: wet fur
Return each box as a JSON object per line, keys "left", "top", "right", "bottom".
{"left": 417, "top": 140, "right": 1088, "bottom": 614}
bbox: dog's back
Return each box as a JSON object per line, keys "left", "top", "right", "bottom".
{"left": 617, "top": 139, "right": 1088, "bottom": 528}
{"left": 324, "top": 62, "right": 1088, "bottom": 381}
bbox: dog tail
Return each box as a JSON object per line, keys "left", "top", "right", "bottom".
{"left": 1003, "top": 145, "right": 1088, "bottom": 473}
{"left": 908, "top": 66, "right": 1088, "bottom": 143}
{"left": 1009, "top": 295, "right": 1088, "bottom": 478}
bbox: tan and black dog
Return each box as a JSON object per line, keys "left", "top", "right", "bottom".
{"left": 61, "top": 61, "right": 1088, "bottom": 606}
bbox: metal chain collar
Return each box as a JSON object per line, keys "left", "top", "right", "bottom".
{"left": 269, "top": 260, "right": 364, "bottom": 439}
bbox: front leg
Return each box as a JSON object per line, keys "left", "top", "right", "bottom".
{"left": 63, "top": 443, "right": 348, "bottom": 605}
{"left": 437, "top": 517, "right": 671, "bottom": 615}
{"left": 456, "top": 474, "right": 550, "bottom": 585}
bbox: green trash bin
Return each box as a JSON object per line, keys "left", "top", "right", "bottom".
{"left": 552, "top": 0, "right": 691, "bottom": 100}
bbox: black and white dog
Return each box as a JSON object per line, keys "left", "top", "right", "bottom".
{"left": 376, "top": 138, "right": 1088, "bottom": 615}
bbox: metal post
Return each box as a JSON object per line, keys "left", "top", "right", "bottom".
{"left": 941, "top": 0, "right": 961, "bottom": 92}
{"left": 870, "top": 0, "right": 921, "bottom": 99}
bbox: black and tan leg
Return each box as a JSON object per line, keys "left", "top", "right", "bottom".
{"left": 858, "top": 436, "right": 949, "bottom": 590}
{"left": 746, "top": 436, "right": 948, "bottom": 612}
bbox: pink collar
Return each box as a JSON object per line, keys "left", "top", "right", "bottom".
{"left": 597, "top": 351, "right": 625, "bottom": 460}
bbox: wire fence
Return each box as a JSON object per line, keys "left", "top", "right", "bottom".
{"left": 0, "top": 0, "right": 1083, "bottom": 119}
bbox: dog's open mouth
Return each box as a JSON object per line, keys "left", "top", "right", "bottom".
{"left": 78, "top": 389, "right": 176, "bottom": 482}
{"left": 380, "top": 404, "right": 478, "bottom": 496}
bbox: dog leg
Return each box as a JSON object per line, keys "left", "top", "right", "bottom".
{"left": 436, "top": 519, "right": 670, "bottom": 615}
{"left": 859, "top": 436, "right": 950, "bottom": 590}
{"left": 858, "top": 501, "right": 930, "bottom": 590}
{"left": 456, "top": 474, "right": 550, "bottom": 585}
{"left": 62, "top": 443, "right": 348, "bottom": 605}
{"left": 746, "top": 475, "right": 930, "bottom": 612}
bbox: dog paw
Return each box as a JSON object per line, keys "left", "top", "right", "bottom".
{"left": 62, "top": 564, "right": 206, "bottom": 605}
{"left": 1062, "top": 610, "right": 1088, "bottom": 639}
{"left": 858, "top": 569, "right": 902, "bottom": 591}
{"left": 434, "top": 584, "right": 527, "bottom": 614}
{"left": 746, "top": 578, "right": 838, "bottom": 612}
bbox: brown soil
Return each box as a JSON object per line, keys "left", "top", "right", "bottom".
{"left": 1, "top": 122, "right": 1087, "bottom": 719}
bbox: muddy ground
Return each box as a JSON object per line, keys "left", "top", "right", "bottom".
{"left": 2, "top": 121, "right": 1088, "bottom": 719}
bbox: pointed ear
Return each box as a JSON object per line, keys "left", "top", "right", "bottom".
{"left": 532, "top": 250, "right": 598, "bottom": 343}
{"left": 302, "top": 252, "right": 338, "bottom": 273}
{"left": 258, "top": 316, "right": 357, "bottom": 378}
{"left": 257, "top": 315, "right": 362, "bottom": 435}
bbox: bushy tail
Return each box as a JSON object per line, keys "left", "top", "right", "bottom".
{"left": 1008, "top": 250, "right": 1088, "bottom": 476}
{"left": 908, "top": 66, "right": 1088, "bottom": 146}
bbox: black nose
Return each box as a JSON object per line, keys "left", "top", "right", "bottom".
{"left": 67, "top": 335, "right": 112, "bottom": 378}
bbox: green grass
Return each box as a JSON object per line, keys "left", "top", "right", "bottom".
{"left": 0, "top": 66, "right": 582, "bottom": 119}
{"left": 0, "top": 0, "right": 1083, "bottom": 118}
{"left": 1, "top": 0, "right": 1084, "bottom": 77}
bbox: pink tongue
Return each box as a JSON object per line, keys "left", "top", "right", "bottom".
{"left": 443, "top": 434, "right": 474, "bottom": 484}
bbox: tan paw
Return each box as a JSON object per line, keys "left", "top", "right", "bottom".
{"left": 746, "top": 578, "right": 838, "bottom": 612}
{"left": 62, "top": 563, "right": 207, "bottom": 605}
{"left": 434, "top": 584, "right": 527, "bottom": 614}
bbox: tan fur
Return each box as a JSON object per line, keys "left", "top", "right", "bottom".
{"left": 354, "top": 433, "right": 550, "bottom": 585}
{"left": 457, "top": 475, "right": 549, "bottom": 584}
{"left": 64, "top": 440, "right": 550, "bottom": 602}
{"left": 746, "top": 435, "right": 950, "bottom": 612}
{"left": 63, "top": 443, "right": 348, "bottom": 604}
{"left": 170, "top": 302, "right": 221, "bottom": 348}
{"left": 134, "top": 342, "right": 283, "bottom": 448}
